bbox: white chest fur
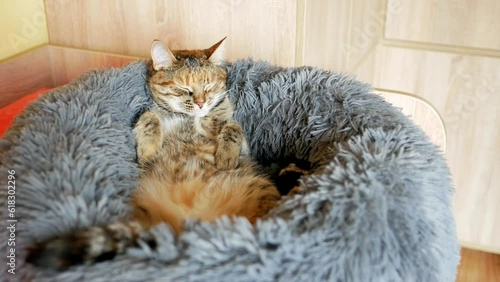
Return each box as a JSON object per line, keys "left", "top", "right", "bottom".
{"left": 161, "top": 116, "right": 185, "bottom": 135}
{"left": 194, "top": 117, "right": 208, "bottom": 136}
{"left": 160, "top": 115, "right": 210, "bottom": 137}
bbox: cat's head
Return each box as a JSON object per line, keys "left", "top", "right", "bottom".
{"left": 147, "top": 37, "right": 228, "bottom": 117}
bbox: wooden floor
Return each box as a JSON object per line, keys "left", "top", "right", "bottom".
{"left": 456, "top": 248, "right": 500, "bottom": 282}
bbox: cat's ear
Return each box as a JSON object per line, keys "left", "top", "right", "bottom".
{"left": 151, "top": 40, "right": 176, "bottom": 70}
{"left": 206, "top": 37, "right": 227, "bottom": 65}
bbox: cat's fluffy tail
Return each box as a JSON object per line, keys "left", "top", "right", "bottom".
{"left": 26, "top": 221, "right": 147, "bottom": 270}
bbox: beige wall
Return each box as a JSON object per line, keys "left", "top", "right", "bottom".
{"left": 3, "top": 0, "right": 499, "bottom": 252}
{"left": 0, "top": 0, "right": 49, "bottom": 61}
{"left": 44, "top": 0, "right": 297, "bottom": 66}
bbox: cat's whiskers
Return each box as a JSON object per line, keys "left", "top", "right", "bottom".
{"left": 210, "top": 90, "right": 229, "bottom": 106}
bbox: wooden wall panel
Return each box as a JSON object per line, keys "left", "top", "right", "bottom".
{"left": 0, "top": 46, "right": 53, "bottom": 107}
{"left": 346, "top": 0, "right": 388, "bottom": 71}
{"left": 384, "top": 0, "right": 500, "bottom": 51}
{"left": 0, "top": 45, "right": 141, "bottom": 107}
{"left": 45, "top": 0, "right": 297, "bottom": 66}
{"left": 368, "top": 45, "right": 500, "bottom": 251}
{"left": 353, "top": 46, "right": 376, "bottom": 82}
{"left": 300, "top": 0, "right": 351, "bottom": 70}
{"left": 301, "top": 0, "right": 385, "bottom": 72}
{"left": 48, "top": 46, "right": 139, "bottom": 86}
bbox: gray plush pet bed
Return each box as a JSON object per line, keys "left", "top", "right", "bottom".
{"left": 0, "top": 59, "right": 459, "bottom": 281}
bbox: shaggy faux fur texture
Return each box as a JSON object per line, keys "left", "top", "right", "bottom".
{"left": 0, "top": 59, "right": 459, "bottom": 281}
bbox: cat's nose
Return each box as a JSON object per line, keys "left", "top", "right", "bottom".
{"left": 195, "top": 100, "right": 205, "bottom": 108}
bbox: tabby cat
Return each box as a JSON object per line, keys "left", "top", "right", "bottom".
{"left": 27, "top": 38, "right": 281, "bottom": 270}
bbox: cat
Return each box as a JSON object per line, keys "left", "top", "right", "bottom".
{"left": 26, "top": 38, "right": 281, "bottom": 270}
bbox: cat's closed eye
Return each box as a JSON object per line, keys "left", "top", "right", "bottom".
{"left": 204, "top": 84, "right": 215, "bottom": 92}
{"left": 153, "top": 84, "right": 182, "bottom": 96}
{"left": 177, "top": 86, "right": 193, "bottom": 96}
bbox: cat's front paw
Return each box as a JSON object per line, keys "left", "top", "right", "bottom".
{"left": 134, "top": 111, "right": 163, "bottom": 164}
{"left": 137, "top": 143, "right": 160, "bottom": 165}
{"left": 214, "top": 147, "right": 240, "bottom": 170}
{"left": 215, "top": 122, "right": 244, "bottom": 170}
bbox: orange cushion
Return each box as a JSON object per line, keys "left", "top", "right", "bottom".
{"left": 0, "top": 88, "right": 50, "bottom": 137}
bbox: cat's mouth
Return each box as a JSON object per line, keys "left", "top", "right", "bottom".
{"left": 192, "top": 104, "right": 210, "bottom": 117}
